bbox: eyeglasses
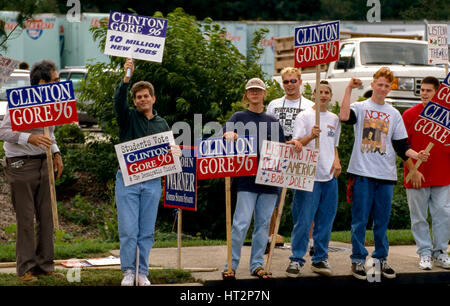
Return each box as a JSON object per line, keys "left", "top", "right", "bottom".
{"left": 283, "top": 79, "right": 298, "bottom": 84}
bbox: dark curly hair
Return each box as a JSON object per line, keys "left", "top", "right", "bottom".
{"left": 30, "top": 59, "right": 57, "bottom": 85}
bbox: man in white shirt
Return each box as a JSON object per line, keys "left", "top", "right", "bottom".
{"left": 267, "top": 67, "right": 314, "bottom": 141}
{"left": 0, "top": 59, "right": 63, "bottom": 281}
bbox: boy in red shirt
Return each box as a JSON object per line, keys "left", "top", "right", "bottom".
{"left": 402, "top": 76, "right": 450, "bottom": 270}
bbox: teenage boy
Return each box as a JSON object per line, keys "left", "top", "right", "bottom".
{"left": 402, "top": 76, "right": 450, "bottom": 270}
{"left": 267, "top": 67, "right": 314, "bottom": 141}
{"left": 114, "top": 58, "right": 179, "bottom": 286}
{"left": 339, "top": 67, "right": 430, "bottom": 280}
{"left": 286, "top": 81, "right": 341, "bottom": 277}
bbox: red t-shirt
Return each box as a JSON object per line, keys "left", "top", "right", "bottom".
{"left": 402, "top": 103, "right": 450, "bottom": 188}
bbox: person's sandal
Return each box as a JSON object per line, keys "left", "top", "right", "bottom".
{"left": 222, "top": 269, "right": 236, "bottom": 281}
{"left": 252, "top": 267, "right": 272, "bottom": 279}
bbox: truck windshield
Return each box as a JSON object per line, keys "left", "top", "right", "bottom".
{"left": 360, "top": 42, "right": 430, "bottom": 66}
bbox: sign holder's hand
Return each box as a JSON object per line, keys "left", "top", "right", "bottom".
{"left": 28, "top": 134, "right": 53, "bottom": 151}
{"left": 123, "top": 58, "right": 134, "bottom": 83}
{"left": 223, "top": 132, "right": 238, "bottom": 141}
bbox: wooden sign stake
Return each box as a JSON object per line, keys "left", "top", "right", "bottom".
{"left": 406, "top": 142, "right": 434, "bottom": 183}
{"left": 44, "top": 127, "right": 59, "bottom": 230}
{"left": 265, "top": 187, "right": 287, "bottom": 273}
{"left": 314, "top": 65, "right": 320, "bottom": 149}
{"left": 177, "top": 208, "right": 182, "bottom": 269}
{"left": 225, "top": 177, "right": 233, "bottom": 273}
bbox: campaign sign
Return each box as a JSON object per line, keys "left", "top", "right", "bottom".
{"left": 0, "top": 56, "right": 19, "bottom": 88}
{"left": 417, "top": 72, "right": 450, "bottom": 146}
{"left": 115, "top": 131, "right": 182, "bottom": 186}
{"left": 196, "top": 136, "right": 257, "bottom": 180}
{"left": 6, "top": 81, "right": 78, "bottom": 131}
{"left": 164, "top": 147, "right": 197, "bottom": 211}
{"left": 427, "top": 24, "right": 448, "bottom": 64}
{"left": 105, "top": 11, "right": 167, "bottom": 63}
{"left": 256, "top": 140, "right": 319, "bottom": 192}
{"left": 294, "top": 21, "right": 340, "bottom": 68}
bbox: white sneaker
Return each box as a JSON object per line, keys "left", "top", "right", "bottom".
{"left": 433, "top": 252, "right": 450, "bottom": 269}
{"left": 285, "top": 260, "right": 302, "bottom": 278}
{"left": 121, "top": 270, "right": 135, "bottom": 286}
{"left": 138, "top": 273, "right": 151, "bottom": 286}
{"left": 419, "top": 255, "right": 432, "bottom": 270}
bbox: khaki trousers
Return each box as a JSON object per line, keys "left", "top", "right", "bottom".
{"left": 5, "top": 156, "right": 54, "bottom": 276}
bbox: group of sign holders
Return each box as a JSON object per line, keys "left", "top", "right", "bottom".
{"left": 2, "top": 12, "right": 449, "bottom": 283}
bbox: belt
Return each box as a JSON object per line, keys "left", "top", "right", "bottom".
{"left": 7, "top": 154, "right": 47, "bottom": 160}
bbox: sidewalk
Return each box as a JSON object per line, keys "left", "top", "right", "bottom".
{"left": 1, "top": 242, "right": 448, "bottom": 285}
{"left": 111, "top": 241, "right": 449, "bottom": 283}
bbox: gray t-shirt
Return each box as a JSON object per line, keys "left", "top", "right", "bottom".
{"left": 347, "top": 99, "right": 408, "bottom": 181}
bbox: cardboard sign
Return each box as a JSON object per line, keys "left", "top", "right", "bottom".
{"left": 416, "top": 72, "right": 450, "bottom": 147}
{"left": 164, "top": 147, "right": 197, "bottom": 211}
{"left": 294, "top": 21, "right": 340, "bottom": 68}
{"left": 115, "top": 131, "right": 182, "bottom": 186}
{"left": 6, "top": 81, "right": 78, "bottom": 131}
{"left": 427, "top": 24, "right": 448, "bottom": 64}
{"left": 196, "top": 136, "right": 257, "bottom": 180}
{"left": 104, "top": 11, "right": 167, "bottom": 63}
{"left": 0, "top": 56, "right": 19, "bottom": 88}
{"left": 255, "top": 140, "right": 319, "bottom": 191}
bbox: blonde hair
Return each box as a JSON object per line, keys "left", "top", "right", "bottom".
{"left": 281, "top": 67, "right": 301, "bottom": 80}
{"left": 373, "top": 67, "right": 394, "bottom": 83}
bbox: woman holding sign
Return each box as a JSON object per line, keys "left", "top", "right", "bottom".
{"left": 222, "top": 78, "right": 296, "bottom": 280}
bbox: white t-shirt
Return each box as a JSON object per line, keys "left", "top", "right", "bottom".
{"left": 267, "top": 95, "right": 314, "bottom": 137}
{"left": 347, "top": 99, "right": 408, "bottom": 181}
{"left": 293, "top": 108, "right": 341, "bottom": 182}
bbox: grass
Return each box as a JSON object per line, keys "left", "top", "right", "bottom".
{"left": 0, "top": 240, "right": 121, "bottom": 262}
{"left": 0, "top": 268, "right": 194, "bottom": 286}
{"left": 330, "top": 229, "right": 416, "bottom": 245}
{"left": 0, "top": 238, "right": 227, "bottom": 262}
{"left": 1, "top": 229, "right": 415, "bottom": 262}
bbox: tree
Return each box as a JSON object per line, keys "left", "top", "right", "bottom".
{"left": 79, "top": 8, "right": 283, "bottom": 238}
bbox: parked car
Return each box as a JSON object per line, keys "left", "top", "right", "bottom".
{"left": 0, "top": 69, "right": 30, "bottom": 121}
{"left": 59, "top": 66, "right": 97, "bottom": 127}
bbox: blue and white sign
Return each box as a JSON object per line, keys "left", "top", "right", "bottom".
{"left": 114, "top": 131, "right": 182, "bottom": 186}
{"left": 196, "top": 136, "right": 257, "bottom": 180}
{"left": 164, "top": 147, "right": 197, "bottom": 211}
{"left": 294, "top": 21, "right": 340, "bottom": 68}
{"left": 104, "top": 11, "right": 168, "bottom": 63}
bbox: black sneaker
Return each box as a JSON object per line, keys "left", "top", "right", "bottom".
{"left": 351, "top": 262, "right": 367, "bottom": 280}
{"left": 380, "top": 261, "right": 396, "bottom": 279}
{"left": 286, "top": 261, "right": 302, "bottom": 278}
{"left": 311, "top": 260, "right": 333, "bottom": 277}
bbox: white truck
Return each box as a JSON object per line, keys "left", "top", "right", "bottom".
{"left": 273, "top": 37, "right": 447, "bottom": 110}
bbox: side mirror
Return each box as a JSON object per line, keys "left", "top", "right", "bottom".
{"left": 336, "top": 60, "right": 348, "bottom": 70}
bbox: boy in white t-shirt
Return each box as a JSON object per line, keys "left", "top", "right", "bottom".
{"left": 286, "top": 81, "right": 342, "bottom": 277}
{"left": 340, "top": 67, "right": 430, "bottom": 281}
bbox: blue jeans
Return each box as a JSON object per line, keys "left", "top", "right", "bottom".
{"left": 406, "top": 185, "right": 450, "bottom": 257}
{"left": 290, "top": 178, "right": 338, "bottom": 265}
{"left": 224, "top": 191, "right": 278, "bottom": 274}
{"left": 350, "top": 175, "right": 394, "bottom": 263}
{"left": 115, "top": 170, "right": 161, "bottom": 275}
